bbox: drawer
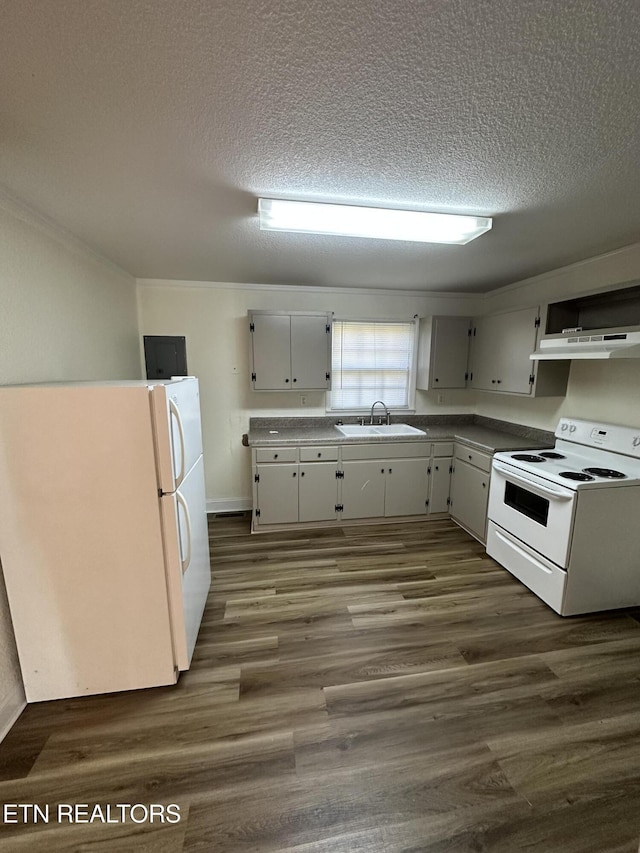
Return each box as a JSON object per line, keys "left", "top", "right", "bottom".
{"left": 432, "top": 442, "right": 454, "bottom": 458}
{"left": 341, "top": 441, "right": 431, "bottom": 461}
{"left": 486, "top": 522, "right": 566, "bottom": 614}
{"left": 255, "top": 447, "right": 298, "bottom": 463}
{"left": 299, "top": 446, "right": 339, "bottom": 462}
{"left": 455, "top": 444, "right": 492, "bottom": 472}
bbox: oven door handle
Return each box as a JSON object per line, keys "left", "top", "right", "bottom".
{"left": 492, "top": 462, "right": 575, "bottom": 501}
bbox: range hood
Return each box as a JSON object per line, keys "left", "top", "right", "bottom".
{"left": 531, "top": 326, "right": 640, "bottom": 360}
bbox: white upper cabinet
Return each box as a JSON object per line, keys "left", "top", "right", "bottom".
{"left": 469, "top": 306, "right": 569, "bottom": 397}
{"left": 416, "top": 316, "right": 471, "bottom": 390}
{"left": 249, "top": 311, "right": 332, "bottom": 391}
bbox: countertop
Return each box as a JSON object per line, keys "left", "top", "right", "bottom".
{"left": 247, "top": 416, "right": 554, "bottom": 455}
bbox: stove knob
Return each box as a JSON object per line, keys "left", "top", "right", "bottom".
{"left": 633, "top": 436, "right": 640, "bottom": 447}
{"left": 560, "top": 423, "right": 568, "bottom": 431}
{"left": 569, "top": 424, "right": 576, "bottom": 433}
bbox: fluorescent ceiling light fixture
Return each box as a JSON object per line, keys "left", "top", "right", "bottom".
{"left": 258, "top": 198, "right": 492, "bottom": 244}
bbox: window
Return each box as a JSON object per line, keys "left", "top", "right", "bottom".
{"left": 328, "top": 319, "right": 417, "bottom": 411}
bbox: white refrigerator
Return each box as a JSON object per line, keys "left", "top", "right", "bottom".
{"left": 0, "top": 377, "right": 211, "bottom": 702}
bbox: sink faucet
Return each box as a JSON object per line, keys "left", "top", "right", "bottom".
{"left": 370, "top": 400, "right": 391, "bottom": 425}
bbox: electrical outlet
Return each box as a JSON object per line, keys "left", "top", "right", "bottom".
{"left": 300, "top": 395, "right": 308, "bottom": 406}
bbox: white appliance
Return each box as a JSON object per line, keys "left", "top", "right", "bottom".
{"left": 0, "top": 377, "right": 211, "bottom": 702}
{"left": 530, "top": 325, "right": 640, "bottom": 360}
{"left": 486, "top": 418, "right": 640, "bottom": 616}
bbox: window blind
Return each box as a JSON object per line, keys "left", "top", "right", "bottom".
{"left": 329, "top": 320, "right": 416, "bottom": 410}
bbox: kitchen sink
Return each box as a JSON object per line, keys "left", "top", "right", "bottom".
{"left": 335, "top": 423, "right": 426, "bottom": 437}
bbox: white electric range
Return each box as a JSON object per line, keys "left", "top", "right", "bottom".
{"left": 486, "top": 418, "right": 640, "bottom": 615}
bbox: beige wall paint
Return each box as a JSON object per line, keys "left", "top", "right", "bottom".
{"left": 0, "top": 193, "right": 140, "bottom": 739}
{"left": 476, "top": 242, "right": 640, "bottom": 431}
{"left": 137, "top": 281, "right": 482, "bottom": 509}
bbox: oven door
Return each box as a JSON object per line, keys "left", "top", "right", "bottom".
{"left": 487, "top": 461, "right": 577, "bottom": 568}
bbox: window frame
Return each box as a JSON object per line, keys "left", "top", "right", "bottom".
{"left": 326, "top": 317, "right": 419, "bottom": 414}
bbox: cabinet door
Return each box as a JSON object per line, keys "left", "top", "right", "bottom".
{"left": 299, "top": 463, "right": 338, "bottom": 523}
{"left": 290, "top": 315, "right": 331, "bottom": 390}
{"left": 341, "top": 461, "right": 386, "bottom": 520}
{"left": 430, "top": 317, "right": 471, "bottom": 389}
{"left": 251, "top": 314, "right": 291, "bottom": 390}
{"left": 384, "top": 458, "right": 430, "bottom": 517}
{"left": 469, "top": 314, "right": 499, "bottom": 391}
{"left": 470, "top": 307, "right": 540, "bottom": 395}
{"left": 255, "top": 463, "right": 298, "bottom": 525}
{"left": 429, "top": 457, "right": 452, "bottom": 514}
{"left": 449, "top": 459, "right": 489, "bottom": 542}
{"left": 495, "top": 306, "right": 539, "bottom": 394}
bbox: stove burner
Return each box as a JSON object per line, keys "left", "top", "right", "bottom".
{"left": 511, "top": 454, "right": 547, "bottom": 462}
{"left": 539, "top": 451, "right": 566, "bottom": 459}
{"left": 583, "top": 467, "right": 627, "bottom": 479}
{"left": 559, "top": 471, "right": 595, "bottom": 481}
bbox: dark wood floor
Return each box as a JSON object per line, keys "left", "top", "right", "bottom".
{"left": 2, "top": 515, "right": 640, "bottom": 851}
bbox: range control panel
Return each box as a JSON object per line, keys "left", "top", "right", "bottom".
{"left": 556, "top": 418, "right": 640, "bottom": 457}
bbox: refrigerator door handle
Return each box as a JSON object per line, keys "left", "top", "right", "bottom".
{"left": 169, "top": 398, "right": 186, "bottom": 487}
{"left": 176, "top": 491, "right": 192, "bottom": 573}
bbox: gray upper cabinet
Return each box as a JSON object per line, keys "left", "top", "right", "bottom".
{"left": 469, "top": 306, "right": 569, "bottom": 397}
{"left": 416, "top": 316, "right": 471, "bottom": 390}
{"left": 249, "top": 311, "right": 332, "bottom": 391}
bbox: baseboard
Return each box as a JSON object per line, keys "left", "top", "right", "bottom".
{"left": 206, "top": 498, "right": 252, "bottom": 515}
{"left": 0, "top": 699, "right": 26, "bottom": 744}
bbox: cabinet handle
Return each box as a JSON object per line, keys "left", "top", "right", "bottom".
{"left": 388, "top": 468, "right": 392, "bottom": 474}
{"left": 381, "top": 468, "right": 385, "bottom": 474}
{"left": 468, "top": 455, "right": 472, "bottom": 460}
{"left": 292, "top": 472, "right": 297, "bottom": 477}
{"left": 482, "top": 482, "right": 486, "bottom": 488}
{"left": 317, "top": 452, "right": 322, "bottom": 458}
{"left": 274, "top": 454, "right": 278, "bottom": 459}
{"left": 497, "top": 379, "right": 502, "bottom": 384}
{"left": 435, "top": 377, "right": 439, "bottom": 382}
{"left": 293, "top": 378, "right": 297, "bottom": 383}
{"left": 491, "top": 379, "right": 496, "bottom": 384}
{"left": 301, "top": 471, "right": 305, "bottom": 477}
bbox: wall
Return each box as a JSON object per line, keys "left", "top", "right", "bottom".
{"left": 476, "top": 242, "right": 640, "bottom": 431}
{"left": 137, "top": 281, "right": 481, "bottom": 511}
{"left": 0, "top": 192, "right": 140, "bottom": 740}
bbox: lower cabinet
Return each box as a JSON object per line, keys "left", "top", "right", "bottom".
{"left": 385, "top": 458, "right": 431, "bottom": 517}
{"left": 340, "top": 457, "right": 431, "bottom": 520}
{"left": 429, "top": 455, "right": 453, "bottom": 514}
{"left": 252, "top": 440, "right": 462, "bottom": 531}
{"left": 449, "top": 444, "right": 492, "bottom": 542}
{"left": 299, "top": 462, "right": 339, "bottom": 523}
{"left": 340, "top": 460, "right": 386, "bottom": 520}
{"left": 254, "top": 462, "right": 299, "bottom": 526}
{"left": 253, "top": 446, "right": 339, "bottom": 528}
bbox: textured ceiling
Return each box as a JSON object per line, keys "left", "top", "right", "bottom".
{"left": 1, "top": 0, "right": 639, "bottom": 292}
